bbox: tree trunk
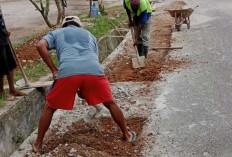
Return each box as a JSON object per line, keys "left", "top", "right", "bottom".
{"left": 89, "top": 0, "right": 92, "bottom": 17}
{"left": 54, "top": 0, "right": 62, "bottom": 25}
{"left": 29, "top": 0, "right": 65, "bottom": 28}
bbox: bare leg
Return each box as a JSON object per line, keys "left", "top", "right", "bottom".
{"left": 103, "top": 99, "right": 131, "bottom": 141}
{"left": 33, "top": 104, "right": 56, "bottom": 152}
{"left": 7, "top": 70, "right": 27, "bottom": 96}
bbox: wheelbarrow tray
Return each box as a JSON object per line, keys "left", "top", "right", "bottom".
{"left": 168, "top": 8, "right": 194, "bottom": 18}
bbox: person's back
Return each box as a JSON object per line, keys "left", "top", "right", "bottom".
{"left": 44, "top": 25, "right": 104, "bottom": 79}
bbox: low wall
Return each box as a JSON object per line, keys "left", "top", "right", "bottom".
{"left": 0, "top": 88, "right": 46, "bottom": 157}
{"left": 98, "top": 29, "right": 128, "bottom": 62}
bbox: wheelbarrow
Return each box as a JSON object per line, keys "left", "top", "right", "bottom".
{"left": 167, "top": 6, "right": 198, "bottom": 31}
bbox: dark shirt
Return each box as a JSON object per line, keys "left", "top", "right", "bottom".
{"left": 123, "top": 1, "right": 151, "bottom": 24}
{"left": 0, "top": 7, "right": 8, "bottom": 45}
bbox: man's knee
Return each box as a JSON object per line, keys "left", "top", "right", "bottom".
{"left": 44, "top": 104, "right": 57, "bottom": 113}
{"left": 103, "top": 99, "right": 116, "bottom": 109}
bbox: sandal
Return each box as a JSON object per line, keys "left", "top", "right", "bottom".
{"left": 29, "top": 139, "right": 45, "bottom": 154}
{"left": 128, "top": 131, "right": 136, "bottom": 145}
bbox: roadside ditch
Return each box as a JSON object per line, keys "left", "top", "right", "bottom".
{"left": 3, "top": 1, "right": 191, "bottom": 157}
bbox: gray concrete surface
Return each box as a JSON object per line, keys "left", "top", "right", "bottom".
{"left": 142, "top": 0, "right": 232, "bottom": 156}
{"left": 0, "top": 87, "right": 47, "bottom": 157}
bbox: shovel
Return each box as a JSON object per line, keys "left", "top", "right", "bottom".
{"left": 8, "top": 39, "right": 53, "bottom": 89}
{"left": 131, "top": 28, "right": 146, "bottom": 69}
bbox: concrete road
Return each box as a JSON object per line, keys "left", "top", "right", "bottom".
{"left": 147, "top": 0, "right": 232, "bottom": 156}
{"left": 0, "top": 0, "right": 122, "bottom": 42}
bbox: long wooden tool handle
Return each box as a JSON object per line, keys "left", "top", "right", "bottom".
{"left": 8, "top": 39, "right": 30, "bottom": 87}
{"left": 130, "top": 27, "right": 141, "bottom": 64}
{"left": 152, "top": 46, "right": 183, "bottom": 50}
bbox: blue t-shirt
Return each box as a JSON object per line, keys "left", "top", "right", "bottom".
{"left": 43, "top": 25, "right": 104, "bottom": 79}
{"left": 123, "top": 1, "right": 151, "bottom": 24}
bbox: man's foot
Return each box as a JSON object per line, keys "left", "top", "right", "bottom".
{"left": 6, "top": 94, "right": 17, "bottom": 101}
{"left": 123, "top": 131, "right": 136, "bottom": 144}
{"left": 0, "top": 92, "right": 17, "bottom": 101}
{"left": 10, "top": 90, "right": 27, "bottom": 96}
{"left": 30, "top": 139, "right": 45, "bottom": 154}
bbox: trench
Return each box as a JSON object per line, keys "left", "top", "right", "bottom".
{"left": 0, "top": 29, "right": 128, "bottom": 157}
{"left": 4, "top": 1, "right": 188, "bottom": 156}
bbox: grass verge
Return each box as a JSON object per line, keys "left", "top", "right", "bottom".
{"left": 2, "top": 6, "right": 127, "bottom": 96}
{"left": 0, "top": 94, "right": 5, "bottom": 107}
{"left": 14, "top": 54, "right": 58, "bottom": 82}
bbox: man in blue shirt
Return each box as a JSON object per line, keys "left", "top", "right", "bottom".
{"left": 0, "top": 6, "right": 26, "bottom": 100}
{"left": 124, "top": 0, "right": 152, "bottom": 58}
{"left": 31, "top": 16, "right": 136, "bottom": 153}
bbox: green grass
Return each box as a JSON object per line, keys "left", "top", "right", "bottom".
{"left": 5, "top": 6, "right": 126, "bottom": 90}
{"left": 105, "top": 5, "right": 122, "bottom": 12}
{"left": 86, "top": 12, "right": 127, "bottom": 38}
{"left": 14, "top": 53, "right": 58, "bottom": 82}
{"left": 2, "top": 6, "right": 128, "bottom": 106}
{"left": 12, "top": 39, "right": 28, "bottom": 48}
{"left": 12, "top": 6, "right": 127, "bottom": 83}
{"left": 0, "top": 94, "right": 6, "bottom": 107}
{"left": 12, "top": 134, "right": 25, "bottom": 144}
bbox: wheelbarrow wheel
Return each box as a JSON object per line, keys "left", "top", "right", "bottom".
{"left": 175, "top": 17, "right": 181, "bottom": 31}
{"left": 187, "top": 17, "right": 190, "bottom": 29}
{"left": 176, "top": 26, "right": 181, "bottom": 31}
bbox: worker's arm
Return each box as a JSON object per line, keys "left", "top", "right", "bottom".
{"left": 123, "top": 1, "right": 134, "bottom": 27}
{"left": 36, "top": 39, "right": 58, "bottom": 80}
{"left": 6, "top": 29, "right": 10, "bottom": 38}
{"left": 134, "top": 10, "right": 151, "bottom": 46}
{"left": 134, "top": 24, "right": 143, "bottom": 46}
{"left": 126, "top": 9, "right": 134, "bottom": 27}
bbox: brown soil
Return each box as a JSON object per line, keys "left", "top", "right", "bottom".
{"left": 28, "top": 118, "right": 146, "bottom": 157}
{"left": 15, "top": 1, "right": 189, "bottom": 156}
{"left": 105, "top": 1, "right": 189, "bottom": 83}
{"left": 14, "top": 33, "right": 46, "bottom": 67}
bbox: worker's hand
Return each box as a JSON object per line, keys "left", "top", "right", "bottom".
{"left": 52, "top": 70, "right": 58, "bottom": 80}
{"left": 6, "top": 30, "right": 10, "bottom": 38}
{"left": 133, "top": 37, "right": 139, "bottom": 47}
{"left": 128, "top": 20, "right": 134, "bottom": 27}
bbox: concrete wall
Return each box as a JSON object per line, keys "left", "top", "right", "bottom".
{"left": 0, "top": 88, "right": 46, "bottom": 157}
{"left": 98, "top": 29, "right": 128, "bottom": 62}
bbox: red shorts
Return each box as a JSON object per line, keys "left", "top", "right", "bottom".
{"left": 46, "top": 75, "right": 113, "bottom": 110}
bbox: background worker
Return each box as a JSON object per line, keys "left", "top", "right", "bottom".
{"left": 31, "top": 16, "right": 136, "bottom": 153}
{"left": 0, "top": 6, "right": 26, "bottom": 100}
{"left": 124, "top": 0, "right": 152, "bottom": 58}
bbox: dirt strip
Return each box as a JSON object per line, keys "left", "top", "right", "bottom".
{"left": 12, "top": 1, "right": 191, "bottom": 157}
{"left": 105, "top": 1, "right": 187, "bottom": 83}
